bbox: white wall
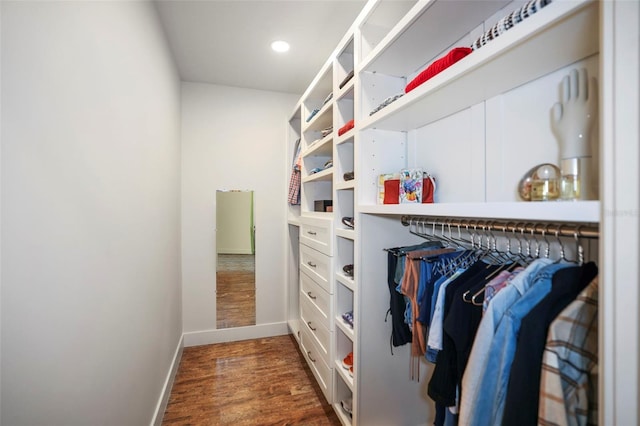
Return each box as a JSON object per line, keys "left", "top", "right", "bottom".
{"left": 181, "top": 82, "right": 297, "bottom": 341}
{"left": 1, "top": 2, "right": 182, "bottom": 425}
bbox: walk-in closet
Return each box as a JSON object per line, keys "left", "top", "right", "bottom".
{"left": 2, "top": 0, "right": 638, "bottom": 425}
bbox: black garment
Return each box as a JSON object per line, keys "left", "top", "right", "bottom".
{"left": 428, "top": 261, "right": 501, "bottom": 406}
{"left": 387, "top": 250, "right": 412, "bottom": 347}
{"left": 501, "top": 262, "right": 598, "bottom": 426}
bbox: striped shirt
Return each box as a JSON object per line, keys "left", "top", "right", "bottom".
{"left": 538, "top": 277, "right": 598, "bottom": 426}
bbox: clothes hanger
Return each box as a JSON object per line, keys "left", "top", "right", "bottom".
{"left": 574, "top": 225, "right": 585, "bottom": 266}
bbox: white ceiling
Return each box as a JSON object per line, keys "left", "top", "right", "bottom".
{"left": 154, "top": 0, "right": 368, "bottom": 95}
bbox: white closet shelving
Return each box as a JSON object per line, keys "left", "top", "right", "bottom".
{"left": 285, "top": 0, "right": 639, "bottom": 424}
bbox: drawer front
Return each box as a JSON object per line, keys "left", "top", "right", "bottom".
{"left": 300, "top": 296, "right": 332, "bottom": 364}
{"left": 300, "top": 271, "right": 331, "bottom": 326}
{"left": 300, "top": 216, "right": 333, "bottom": 256}
{"left": 300, "top": 327, "right": 333, "bottom": 403}
{"left": 300, "top": 244, "right": 332, "bottom": 294}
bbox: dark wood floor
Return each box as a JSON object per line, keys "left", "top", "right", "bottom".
{"left": 162, "top": 335, "right": 341, "bottom": 426}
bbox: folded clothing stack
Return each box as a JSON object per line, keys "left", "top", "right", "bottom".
{"left": 321, "top": 126, "right": 333, "bottom": 137}
{"left": 306, "top": 108, "right": 320, "bottom": 122}
{"left": 405, "top": 47, "right": 473, "bottom": 93}
{"left": 370, "top": 92, "right": 405, "bottom": 116}
{"left": 472, "top": 0, "right": 553, "bottom": 51}
{"left": 338, "top": 119, "right": 355, "bottom": 136}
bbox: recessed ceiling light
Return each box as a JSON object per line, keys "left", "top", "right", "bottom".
{"left": 271, "top": 40, "right": 290, "bottom": 53}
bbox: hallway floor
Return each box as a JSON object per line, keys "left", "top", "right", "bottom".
{"left": 162, "top": 335, "right": 341, "bottom": 425}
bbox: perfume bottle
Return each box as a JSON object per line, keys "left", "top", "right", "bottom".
{"left": 560, "top": 158, "right": 581, "bottom": 201}
{"left": 530, "top": 164, "right": 560, "bottom": 201}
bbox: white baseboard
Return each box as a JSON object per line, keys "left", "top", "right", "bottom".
{"left": 182, "top": 322, "right": 289, "bottom": 347}
{"left": 151, "top": 334, "right": 184, "bottom": 426}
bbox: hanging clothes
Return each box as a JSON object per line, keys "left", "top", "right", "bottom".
{"left": 502, "top": 264, "right": 598, "bottom": 425}
{"left": 385, "top": 241, "right": 442, "bottom": 347}
{"left": 459, "top": 261, "right": 597, "bottom": 426}
{"left": 459, "top": 258, "right": 555, "bottom": 422}
{"left": 287, "top": 138, "right": 301, "bottom": 205}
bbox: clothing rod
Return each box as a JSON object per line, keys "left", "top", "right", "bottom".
{"left": 400, "top": 216, "right": 599, "bottom": 239}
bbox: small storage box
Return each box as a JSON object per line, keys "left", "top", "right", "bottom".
{"left": 314, "top": 200, "right": 333, "bottom": 212}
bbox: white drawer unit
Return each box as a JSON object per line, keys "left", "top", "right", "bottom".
{"left": 300, "top": 270, "right": 332, "bottom": 328}
{"left": 300, "top": 295, "right": 332, "bottom": 365}
{"left": 300, "top": 244, "right": 333, "bottom": 294}
{"left": 300, "top": 216, "right": 333, "bottom": 256}
{"left": 301, "top": 326, "right": 333, "bottom": 404}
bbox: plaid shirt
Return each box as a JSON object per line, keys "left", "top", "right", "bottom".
{"left": 287, "top": 169, "right": 300, "bottom": 205}
{"left": 538, "top": 277, "right": 598, "bottom": 426}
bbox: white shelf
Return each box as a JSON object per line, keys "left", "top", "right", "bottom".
{"left": 335, "top": 315, "right": 355, "bottom": 341}
{"left": 361, "top": 0, "right": 598, "bottom": 132}
{"left": 303, "top": 133, "right": 333, "bottom": 157}
{"left": 304, "top": 101, "right": 333, "bottom": 132}
{"left": 336, "top": 181, "right": 355, "bottom": 190}
{"left": 336, "top": 273, "right": 355, "bottom": 291}
{"left": 302, "top": 167, "right": 333, "bottom": 183}
{"left": 336, "top": 228, "right": 356, "bottom": 240}
{"left": 287, "top": 217, "right": 301, "bottom": 227}
{"left": 336, "top": 79, "right": 355, "bottom": 101}
{"left": 335, "top": 360, "right": 355, "bottom": 391}
{"left": 358, "top": 0, "right": 510, "bottom": 76}
{"left": 336, "top": 132, "right": 355, "bottom": 146}
{"left": 358, "top": 200, "right": 600, "bottom": 223}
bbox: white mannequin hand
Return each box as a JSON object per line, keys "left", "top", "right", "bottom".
{"left": 551, "top": 68, "right": 598, "bottom": 159}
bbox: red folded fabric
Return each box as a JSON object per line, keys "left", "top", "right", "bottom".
{"left": 405, "top": 47, "right": 473, "bottom": 93}
{"left": 338, "top": 119, "right": 355, "bottom": 136}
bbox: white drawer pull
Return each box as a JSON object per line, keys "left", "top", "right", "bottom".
{"left": 307, "top": 261, "right": 317, "bottom": 268}
{"left": 307, "top": 230, "right": 317, "bottom": 235}
{"left": 307, "top": 291, "right": 316, "bottom": 300}
{"left": 307, "top": 321, "right": 316, "bottom": 331}
{"left": 307, "top": 351, "right": 316, "bottom": 363}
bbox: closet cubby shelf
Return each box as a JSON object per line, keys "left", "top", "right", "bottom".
{"left": 336, "top": 181, "right": 355, "bottom": 190}
{"left": 358, "top": 0, "right": 509, "bottom": 77}
{"left": 303, "top": 133, "right": 333, "bottom": 157}
{"left": 336, "top": 131, "right": 355, "bottom": 146}
{"left": 304, "top": 102, "right": 333, "bottom": 132}
{"left": 358, "top": 200, "right": 600, "bottom": 223}
{"left": 332, "top": 402, "right": 353, "bottom": 426}
{"left": 336, "top": 273, "right": 355, "bottom": 291}
{"left": 336, "top": 80, "right": 355, "bottom": 101}
{"left": 360, "top": 0, "right": 598, "bottom": 132}
{"left": 336, "top": 316, "right": 355, "bottom": 341}
{"left": 336, "top": 228, "right": 356, "bottom": 240}
{"left": 335, "top": 360, "right": 355, "bottom": 391}
{"left": 302, "top": 168, "right": 333, "bottom": 183}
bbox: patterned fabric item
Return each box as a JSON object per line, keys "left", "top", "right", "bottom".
{"left": 472, "top": 0, "right": 553, "bottom": 51}
{"left": 287, "top": 169, "right": 300, "bottom": 205}
{"left": 538, "top": 278, "right": 598, "bottom": 426}
{"left": 287, "top": 138, "right": 302, "bottom": 205}
{"left": 482, "top": 267, "right": 525, "bottom": 313}
{"left": 369, "top": 92, "right": 404, "bottom": 116}
{"left": 342, "top": 311, "right": 354, "bottom": 328}
{"left": 405, "top": 47, "right": 472, "bottom": 93}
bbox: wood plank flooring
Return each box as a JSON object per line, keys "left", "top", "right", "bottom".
{"left": 162, "top": 335, "right": 341, "bottom": 426}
